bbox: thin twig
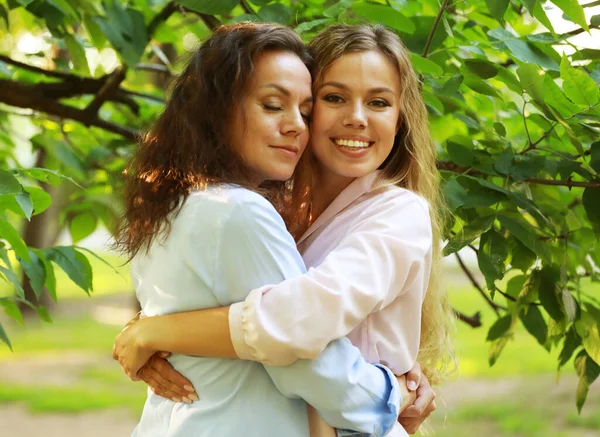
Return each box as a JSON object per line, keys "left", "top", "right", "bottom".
{"left": 522, "top": 98, "right": 532, "bottom": 145}
{"left": 455, "top": 252, "right": 505, "bottom": 314}
{"left": 423, "top": 0, "right": 450, "bottom": 58}
{"left": 240, "top": 0, "right": 256, "bottom": 15}
{"left": 0, "top": 54, "right": 79, "bottom": 80}
{"left": 147, "top": 1, "right": 177, "bottom": 38}
{"left": 453, "top": 308, "right": 482, "bottom": 327}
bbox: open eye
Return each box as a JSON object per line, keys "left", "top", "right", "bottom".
{"left": 369, "top": 99, "right": 391, "bottom": 108}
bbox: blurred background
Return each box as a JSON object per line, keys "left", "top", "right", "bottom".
{"left": 1, "top": 0, "right": 600, "bottom": 436}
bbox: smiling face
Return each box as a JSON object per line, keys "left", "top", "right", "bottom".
{"left": 230, "top": 50, "right": 313, "bottom": 185}
{"left": 310, "top": 50, "right": 401, "bottom": 187}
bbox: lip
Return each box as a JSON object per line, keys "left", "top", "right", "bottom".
{"left": 270, "top": 145, "right": 299, "bottom": 158}
{"left": 330, "top": 138, "right": 373, "bottom": 158}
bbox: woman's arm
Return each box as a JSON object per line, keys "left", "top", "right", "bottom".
{"left": 232, "top": 191, "right": 433, "bottom": 365}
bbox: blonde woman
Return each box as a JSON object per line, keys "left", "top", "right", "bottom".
{"left": 114, "top": 24, "right": 454, "bottom": 436}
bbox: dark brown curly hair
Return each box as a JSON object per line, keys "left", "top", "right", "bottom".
{"left": 115, "top": 22, "right": 312, "bottom": 259}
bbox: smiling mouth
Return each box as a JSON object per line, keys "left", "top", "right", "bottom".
{"left": 332, "top": 138, "right": 373, "bottom": 149}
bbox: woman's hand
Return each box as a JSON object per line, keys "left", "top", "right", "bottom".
{"left": 138, "top": 353, "right": 198, "bottom": 403}
{"left": 112, "top": 316, "right": 156, "bottom": 381}
{"left": 398, "top": 361, "right": 437, "bottom": 435}
{"left": 396, "top": 374, "right": 417, "bottom": 413}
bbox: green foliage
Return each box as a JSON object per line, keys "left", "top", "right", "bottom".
{"left": 0, "top": 0, "right": 599, "bottom": 409}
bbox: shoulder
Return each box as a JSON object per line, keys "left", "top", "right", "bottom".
{"left": 365, "top": 185, "right": 431, "bottom": 222}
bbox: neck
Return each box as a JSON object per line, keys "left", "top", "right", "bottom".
{"left": 311, "top": 169, "right": 355, "bottom": 223}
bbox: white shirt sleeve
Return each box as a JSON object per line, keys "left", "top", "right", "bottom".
{"left": 229, "top": 190, "right": 433, "bottom": 365}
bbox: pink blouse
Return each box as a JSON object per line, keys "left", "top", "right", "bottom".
{"left": 229, "top": 171, "right": 433, "bottom": 434}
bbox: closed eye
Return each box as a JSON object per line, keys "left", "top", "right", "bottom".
{"left": 263, "top": 104, "right": 282, "bottom": 111}
{"left": 323, "top": 94, "right": 344, "bottom": 104}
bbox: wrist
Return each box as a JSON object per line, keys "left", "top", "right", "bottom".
{"left": 134, "top": 317, "right": 158, "bottom": 354}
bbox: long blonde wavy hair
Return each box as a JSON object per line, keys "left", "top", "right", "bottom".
{"left": 285, "top": 24, "right": 456, "bottom": 385}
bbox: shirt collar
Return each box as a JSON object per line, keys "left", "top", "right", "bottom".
{"left": 297, "top": 170, "right": 384, "bottom": 245}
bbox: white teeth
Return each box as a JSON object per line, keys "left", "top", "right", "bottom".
{"left": 334, "top": 139, "right": 370, "bottom": 148}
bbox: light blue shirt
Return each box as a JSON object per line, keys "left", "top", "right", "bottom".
{"left": 131, "top": 186, "right": 400, "bottom": 437}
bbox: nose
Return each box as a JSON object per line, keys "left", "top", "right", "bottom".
{"left": 343, "top": 101, "right": 367, "bottom": 129}
{"left": 281, "top": 109, "right": 307, "bottom": 136}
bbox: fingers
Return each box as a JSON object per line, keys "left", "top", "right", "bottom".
{"left": 146, "top": 356, "right": 198, "bottom": 400}
{"left": 405, "top": 361, "right": 422, "bottom": 391}
{"left": 139, "top": 367, "right": 188, "bottom": 402}
{"left": 401, "top": 386, "right": 436, "bottom": 418}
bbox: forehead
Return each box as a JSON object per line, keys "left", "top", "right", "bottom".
{"left": 250, "top": 51, "right": 312, "bottom": 91}
{"left": 321, "top": 50, "right": 400, "bottom": 92}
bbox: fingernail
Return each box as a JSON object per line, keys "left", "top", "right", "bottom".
{"left": 408, "top": 381, "right": 418, "bottom": 391}
{"left": 172, "top": 397, "right": 181, "bottom": 403}
{"left": 182, "top": 397, "right": 192, "bottom": 404}
{"left": 184, "top": 385, "right": 195, "bottom": 392}
{"left": 188, "top": 394, "right": 199, "bottom": 401}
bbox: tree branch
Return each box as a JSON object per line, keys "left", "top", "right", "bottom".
{"left": 453, "top": 308, "right": 482, "bottom": 327}
{"left": 0, "top": 79, "right": 137, "bottom": 141}
{"left": 148, "top": 1, "right": 178, "bottom": 37}
{"left": 135, "top": 63, "right": 172, "bottom": 74}
{"left": 423, "top": 0, "right": 450, "bottom": 58}
{"left": 85, "top": 67, "right": 127, "bottom": 115}
{"left": 438, "top": 161, "right": 600, "bottom": 188}
{"left": 455, "top": 252, "right": 505, "bottom": 314}
{"left": 0, "top": 54, "right": 79, "bottom": 81}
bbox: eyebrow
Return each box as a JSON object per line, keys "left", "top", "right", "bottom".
{"left": 262, "top": 83, "right": 313, "bottom": 103}
{"left": 318, "top": 81, "right": 396, "bottom": 96}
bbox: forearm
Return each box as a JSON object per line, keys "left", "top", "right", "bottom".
{"left": 265, "top": 338, "right": 400, "bottom": 436}
{"left": 136, "top": 306, "right": 237, "bottom": 358}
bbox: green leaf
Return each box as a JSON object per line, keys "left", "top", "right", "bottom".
{"left": 0, "top": 321, "right": 11, "bottom": 350}
{"left": 485, "top": 0, "right": 509, "bottom": 22}
{"left": 517, "top": 63, "right": 545, "bottom": 103}
{"left": 64, "top": 34, "right": 90, "bottom": 76}
{"left": 519, "top": 305, "right": 548, "bottom": 346}
{"left": 538, "top": 266, "right": 565, "bottom": 322}
{"left": 464, "top": 59, "right": 498, "bottom": 79}
{"left": 560, "top": 55, "right": 600, "bottom": 107}
{"left": 0, "top": 169, "right": 22, "bottom": 195}
{"left": 410, "top": 53, "right": 443, "bottom": 76}
{"left": 444, "top": 214, "right": 495, "bottom": 256}
{"left": 351, "top": 2, "right": 415, "bottom": 34}
{"left": 439, "top": 75, "right": 463, "bottom": 96}
{"left": 176, "top": 0, "right": 238, "bottom": 15}
{"left": 489, "top": 336, "right": 510, "bottom": 366}
{"left": 463, "top": 74, "right": 500, "bottom": 97}
{"left": 323, "top": 0, "right": 355, "bottom": 17}
{"left": 488, "top": 28, "right": 559, "bottom": 70}
{"left": 487, "top": 315, "right": 513, "bottom": 341}
{"left": 83, "top": 13, "right": 106, "bottom": 48}
{"left": 0, "top": 299, "right": 23, "bottom": 325}
{"left": 45, "top": 247, "right": 93, "bottom": 294}
{"left": 20, "top": 249, "right": 46, "bottom": 300}
{"left": 36, "top": 305, "right": 53, "bottom": 323}
{"left": 590, "top": 142, "right": 600, "bottom": 174}
{"left": 558, "top": 326, "right": 581, "bottom": 368}
{"left": 561, "top": 289, "right": 578, "bottom": 322}
{"left": 258, "top": 4, "right": 292, "bottom": 24}
{"left": 0, "top": 248, "right": 24, "bottom": 298}
{"left": 498, "top": 215, "right": 551, "bottom": 262}
{"left": 478, "top": 229, "right": 508, "bottom": 290}
{"left": 295, "top": 18, "right": 332, "bottom": 34}
{"left": 493, "top": 123, "right": 506, "bottom": 137}
{"left": 442, "top": 178, "right": 468, "bottom": 210}
{"left": 0, "top": 218, "right": 30, "bottom": 263}
{"left": 574, "top": 350, "right": 600, "bottom": 412}
{"left": 583, "top": 187, "right": 600, "bottom": 233}
{"left": 15, "top": 191, "right": 33, "bottom": 220}
{"left": 0, "top": 186, "right": 53, "bottom": 218}
{"left": 69, "top": 212, "right": 97, "bottom": 243}
{"left": 33, "top": 248, "right": 56, "bottom": 302}
{"left": 576, "top": 310, "right": 600, "bottom": 365}
{"left": 550, "top": 0, "right": 590, "bottom": 32}
{"left": 447, "top": 137, "right": 474, "bottom": 167}
{"left": 508, "top": 236, "right": 537, "bottom": 272}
